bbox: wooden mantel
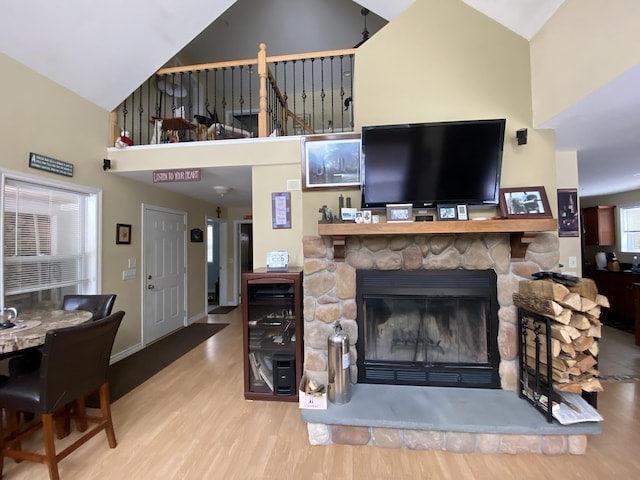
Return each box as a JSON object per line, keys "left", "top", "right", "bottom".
{"left": 318, "top": 218, "right": 558, "bottom": 261}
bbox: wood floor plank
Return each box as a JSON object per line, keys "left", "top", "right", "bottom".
{"left": 2, "top": 308, "right": 639, "bottom": 479}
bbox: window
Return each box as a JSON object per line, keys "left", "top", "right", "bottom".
{"left": 619, "top": 203, "right": 640, "bottom": 253}
{"left": 1, "top": 170, "right": 101, "bottom": 311}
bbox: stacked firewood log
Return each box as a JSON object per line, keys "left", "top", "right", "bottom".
{"left": 514, "top": 278, "right": 607, "bottom": 395}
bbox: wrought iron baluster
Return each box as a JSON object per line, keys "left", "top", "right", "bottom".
{"left": 310, "top": 58, "right": 315, "bottom": 133}
{"left": 154, "top": 75, "right": 161, "bottom": 120}
{"left": 221, "top": 67, "right": 227, "bottom": 129}
{"left": 301, "top": 59, "right": 307, "bottom": 130}
{"left": 231, "top": 66, "right": 236, "bottom": 131}
{"left": 146, "top": 77, "right": 152, "bottom": 143}
{"left": 319, "top": 57, "right": 325, "bottom": 133}
{"left": 170, "top": 73, "right": 177, "bottom": 116}
{"left": 121, "top": 98, "right": 128, "bottom": 140}
{"left": 130, "top": 90, "right": 134, "bottom": 141}
{"left": 212, "top": 69, "right": 217, "bottom": 122}
{"left": 328, "top": 56, "right": 334, "bottom": 133}
{"left": 339, "top": 55, "right": 345, "bottom": 131}
{"left": 292, "top": 60, "right": 297, "bottom": 128}
{"left": 137, "top": 85, "right": 144, "bottom": 146}
{"left": 347, "top": 54, "right": 354, "bottom": 129}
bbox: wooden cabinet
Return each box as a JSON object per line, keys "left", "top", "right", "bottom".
{"left": 582, "top": 206, "right": 615, "bottom": 246}
{"left": 584, "top": 269, "right": 640, "bottom": 345}
{"left": 242, "top": 268, "right": 303, "bottom": 401}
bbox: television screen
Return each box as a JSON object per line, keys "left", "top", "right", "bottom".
{"left": 361, "top": 119, "right": 506, "bottom": 209}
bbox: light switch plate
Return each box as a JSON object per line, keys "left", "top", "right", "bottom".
{"left": 122, "top": 269, "right": 136, "bottom": 280}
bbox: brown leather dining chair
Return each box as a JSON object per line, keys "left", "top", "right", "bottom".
{"left": 0, "top": 310, "right": 125, "bottom": 480}
{"left": 61, "top": 294, "right": 117, "bottom": 321}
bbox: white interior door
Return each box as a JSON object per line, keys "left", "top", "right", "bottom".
{"left": 143, "top": 205, "right": 186, "bottom": 344}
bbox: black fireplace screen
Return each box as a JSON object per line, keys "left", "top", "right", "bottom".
{"left": 356, "top": 269, "right": 500, "bottom": 389}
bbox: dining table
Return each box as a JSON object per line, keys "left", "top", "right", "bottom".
{"left": 0, "top": 309, "right": 93, "bottom": 356}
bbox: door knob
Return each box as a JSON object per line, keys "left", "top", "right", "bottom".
{"left": 147, "top": 284, "right": 155, "bottom": 290}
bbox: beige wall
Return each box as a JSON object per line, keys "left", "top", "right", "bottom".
{"left": 354, "top": 0, "right": 558, "bottom": 207}
{"left": 252, "top": 163, "right": 305, "bottom": 269}
{"left": 0, "top": 53, "right": 219, "bottom": 357}
{"left": 531, "top": 0, "right": 640, "bottom": 126}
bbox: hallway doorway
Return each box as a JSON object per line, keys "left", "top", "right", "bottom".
{"left": 234, "top": 220, "right": 253, "bottom": 304}
{"left": 207, "top": 217, "right": 228, "bottom": 312}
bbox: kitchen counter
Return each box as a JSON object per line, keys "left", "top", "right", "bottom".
{"left": 583, "top": 268, "right": 640, "bottom": 345}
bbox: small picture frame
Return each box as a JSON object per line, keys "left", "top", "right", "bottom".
{"left": 190, "top": 228, "right": 204, "bottom": 242}
{"left": 341, "top": 207, "right": 357, "bottom": 221}
{"left": 362, "top": 210, "right": 372, "bottom": 224}
{"left": 457, "top": 204, "right": 469, "bottom": 221}
{"left": 386, "top": 203, "right": 413, "bottom": 222}
{"left": 437, "top": 205, "right": 458, "bottom": 221}
{"left": 116, "top": 223, "right": 132, "bottom": 244}
{"left": 499, "top": 186, "right": 553, "bottom": 219}
{"left": 355, "top": 211, "right": 364, "bottom": 224}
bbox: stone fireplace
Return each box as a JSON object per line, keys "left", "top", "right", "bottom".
{"left": 299, "top": 231, "right": 598, "bottom": 455}
{"left": 302, "top": 231, "right": 561, "bottom": 392}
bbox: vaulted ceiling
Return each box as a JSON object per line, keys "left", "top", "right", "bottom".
{"left": 1, "top": 0, "right": 638, "bottom": 201}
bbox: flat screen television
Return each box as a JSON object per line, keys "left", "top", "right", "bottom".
{"left": 360, "top": 119, "right": 506, "bottom": 209}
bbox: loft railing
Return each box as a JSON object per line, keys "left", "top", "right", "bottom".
{"left": 110, "top": 43, "right": 356, "bottom": 147}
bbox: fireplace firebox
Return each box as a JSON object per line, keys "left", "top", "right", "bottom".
{"left": 356, "top": 269, "right": 500, "bottom": 388}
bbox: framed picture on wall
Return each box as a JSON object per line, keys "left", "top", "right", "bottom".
{"left": 301, "top": 134, "right": 361, "bottom": 190}
{"left": 116, "top": 223, "right": 131, "bottom": 244}
{"left": 557, "top": 188, "right": 579, "bottom": 237}
{"left": 272, "top": 192, "right": 291, "bottom": 229}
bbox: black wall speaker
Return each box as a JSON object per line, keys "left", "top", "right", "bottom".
{"left": 516, "top": 128, "right": 528, "bottom": 145}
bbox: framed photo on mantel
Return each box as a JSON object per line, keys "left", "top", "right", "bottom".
{"left": 499, "top": 186, "right": 552, "bottom": 219}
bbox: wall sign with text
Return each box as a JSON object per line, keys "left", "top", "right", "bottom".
{"left": 29, "top": 152, "right": 74, "bottom": 177}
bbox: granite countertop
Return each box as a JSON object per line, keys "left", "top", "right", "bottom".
{"left": 0, "top": 309, "right": 92, "bottom": 355}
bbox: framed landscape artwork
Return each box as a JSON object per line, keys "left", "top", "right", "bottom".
{"left": 301, "top": 134, "right": 361, "bottom": 190}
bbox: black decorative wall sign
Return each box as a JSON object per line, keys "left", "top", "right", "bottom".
{"left": 29, "top": 152, "right": 74, "bottom": 177}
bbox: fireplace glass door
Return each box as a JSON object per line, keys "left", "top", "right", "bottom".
{"left": 363, "top": 296, "right": 489, "bottom": 364}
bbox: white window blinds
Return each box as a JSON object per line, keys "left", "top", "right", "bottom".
{"left": 3, "top": 179, "right": 91, "bottom": 295}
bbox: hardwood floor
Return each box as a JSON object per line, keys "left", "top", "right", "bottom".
{"left": 3, "top": 308, "right": 640, "bottom": 479}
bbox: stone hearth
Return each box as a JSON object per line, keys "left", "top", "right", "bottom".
{"left": 299, "top": 231, "right": 600, "bottom": 454}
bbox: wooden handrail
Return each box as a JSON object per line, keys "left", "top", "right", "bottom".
{"left": 266, "top": 48, "right": 356, "bottom": 64}
{"left": 157, "top": 58, "right": 259, "bottom": 75}
{"left": 154, "top": 48, "right": 356, "bottom": 83}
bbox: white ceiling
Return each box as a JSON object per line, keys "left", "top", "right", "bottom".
{"left": 1, "top": 0, "right": 638, "bottom": 206}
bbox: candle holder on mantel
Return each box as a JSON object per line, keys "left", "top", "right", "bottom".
{"left": 337, "top": 194, "right": 353, "bottom": 223}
